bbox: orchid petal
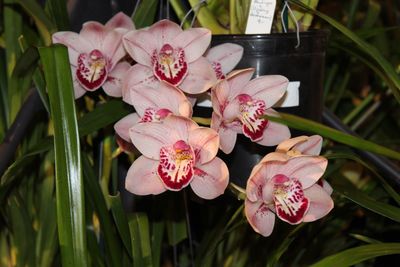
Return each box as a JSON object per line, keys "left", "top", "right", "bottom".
{"left": 188, "top": 127, "right": 219, "bottom": 164}
{"left": 226, "top": 68, "right": 254, "bottom": 100}
{"left": 179, "top": 57, "right": 217, "bottom": 94}
{"left": 122, "top": 64, "right": 159, "bottom": 104}
{"left": 256, "top": 109, "right": 291, "bottom": 146}
{"left": 247, "top": 75, "right": 289, "bottom": 108}
{"left": 162, "top": 115, "right": 198, "bottom": 140}
{"left": 245, "top": 199, "right": 275, "bottom": 237}
{"left": 73, "top": 79, "right": 87, "bottom": 99}
{"left": 211, "top": 80, "right": 230, "bottom": 116}
{"left": 276, "top": 136, "right": 309, "bottom": 153}
{"left": 249, "top": 152, "right": 289, "bottom": 178}
{"left": 211, "top": 113, "right": 238, "bottom": 154}
{"left": 114, "top": 113, "right": 140, "bottom": 142}
{"left": 129, "top": 120, "right": 180, "bottom": 159}
{"left": 190, "top": 157, "right": 229, "bottom": 199}
{"left": 52, "top": 31, "right": 92, "bottom": 65}
{"left": 273, "top": 156, "right": 328, "bottom": 189}
{"left": 293, "top": 135, "right": 323, "bottom": 156}
{"left": 205, "top": 43, "right": 243, "bottom": 74}
{"left": 246, "top": 165, "right": 268, "bottom": 202}
{"left": 222, "top": 98, "right": 240, "bottom": 122}
{"left": 149, "top": 19, "right": 182, "bottom": 45}
{"left": 318, "top": 179, "right": 333, "bottom": 195}
{"left": 103, "top": 61, "right": 130, "bottom": 97}
{"left": 123, "top": 30, "right": 157, "bottom": 67}
{"left": 125, "top": 156, "right": 166, "bottom": 195}
{"left": 105, "top": 12, "right": 135, "bottom": 30}
{"left": 303, "top": 184, "right": 334, "bottom": 222}
{"left": 130, "top": 81, "right": 192, "bottom": 118}
{"left": 173, "top": 28, "right": 211, "bottom": 62}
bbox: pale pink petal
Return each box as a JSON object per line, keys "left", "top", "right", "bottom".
{"left": 101, "top": 29, "right": 126, "bottom": 67}
{"left": 122, "top": 64, "right": 159, "bottom": 104}
{"left": 173, "top": 28, "right": 211, "bottom": 62}
{"left": 273, "top": 156, "right": 328, "bottom": 189}
{"left": 105, "top": 12, "right": 135, "bottom": 30}
{"left": 256, "top": 109, "right": 291, "bottom": 146}
{"left": 226, "top": 68, "right": 254, "bottom": 100}
{"left": 294, "top": 135, "right": 323, "bottom": 156}
{"left": 74, "top": 80, "right": 87, "bottom": 99}
{"left": 276, "top": 136, "right": 309, "bottom": 153}
{"left": 303, "top": 184, "right": 334, "bottom": 222}
{"left": 249, "top": 152, "right": 289, "bottom": 178}
{"left": 245, "top": 199, "right": 275, "bottom": 237}
{"left": 52, "top": 32, "right": 92, "bottom": 65}
{"left": 205, "top": 43, "right": 243, "bottom": 74}
{"left": 211, "top": 113, "right": 237, "bottom": 154}
{"left": 80, "top": 21, "right": 108, "bottom": 47}
{"left": 190, "top": 157, "right": 229, "bottom": 199}
{"left": 129, "top": 120, "right": 181, "bottom": 159}
{"left": 246, "top": 165, "right": 268, "bottom": 202}
{"left": 188, "top": 127, "right": 219, "bottom": 164}
{"left": 211, "top": 80, "right": 230, "bottom": 116}
{"left": 103, "top": 61, "right": 130, "bottom": 97}
{"left": 222, "top": 99, "right": 240, "bottom": 122}
{"left": 149, "top": 19, "right": 182, "bottom": 45}
{"left": 125, "top": 156, "right": 166, "bottom": 195}
{"left": 123, "top": 30, "right": 157, "bottom": 66}
{"left": 245, "top": 75, "right": 288, "bottom": 108}
{"left": 162, "top": 115, "right": 198, "bottom": 140}
{"left": 130, "top": 81, "right": 192, "bottom": 117}
{"left": 319, "top": 179, "right": 333, "bottom": 195}
{"left": 179, "top": 57, "right": 217, "bottom": 94}
{"left": 114, "top": 113, "right": 140, "bottom": 142}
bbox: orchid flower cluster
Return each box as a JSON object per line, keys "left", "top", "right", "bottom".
{"left": 52, "top": 13, "right": 333, "bottom": 236}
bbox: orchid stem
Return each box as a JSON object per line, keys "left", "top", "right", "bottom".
{"left": 183, "top": 190, "right": 195, "bottom": 267}
{"left": 343, "top": 93, "right": 375, "bottom": 125}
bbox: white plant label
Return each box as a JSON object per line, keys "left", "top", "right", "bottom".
{"left": 274, "top": 81, "right": 300, "bottom": 108}
{"left": 245, "top": 0, "right": 277, "bottom": 34}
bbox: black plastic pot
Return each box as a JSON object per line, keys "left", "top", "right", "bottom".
{"left": 203, "top": 31, "right": 329, "bottom": 187}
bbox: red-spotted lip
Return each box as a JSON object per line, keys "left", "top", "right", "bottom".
{"left": 152, "top": 44, "right": 188, "bottom": 86}
{"left": 140, "top": 107, "right": 172, "bottom": 123}
{"left": 238, "top": 94, "right": 269, "bottom": 141}
{"left": 76, "top": 49, "right": 108, "bottom": 91}
{"left": 272, "top": 174, "right": 310, "bottom": 224}
{"left": 212, "top": 61, "right": 225, "bottom": 79}
{"left": 157, "top": 140, "right": 194, "bottom": 191}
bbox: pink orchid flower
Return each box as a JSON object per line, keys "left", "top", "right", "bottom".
{"left": 52, "top": 12, "right": 135, "bottom": 99}
{"left": 122, "top": 20, "right": 217, "bottom": 97}
{"left": 205, "top": 43, "right": 244, "bottom": 79}
{"left": 276, "top": 135, "right": 333, "bottom": 194}
{"left": 125, "top": 115, "right": 229, "bottom": 199}
{"left": 114, "top": 81, "right": 192, "bottom": 143}
{"left": 245, "top": 150, "right": 333, "bottom": 237}
{"left": 211, "top": 68, "right": 291, "bottom": 154}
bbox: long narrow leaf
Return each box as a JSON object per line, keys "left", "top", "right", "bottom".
{"left": 289, "top": 0, "right": 400, "bottom": 103}
{"left": 39, "top": 45, "right": 87, "bottom": 267}
{"left": 310, "top": 243, "right": 400, "bottom": 267}
{"left": 266, "top": 113, "right": 400, "bottom": 161}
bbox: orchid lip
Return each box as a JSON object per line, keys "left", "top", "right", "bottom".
{"left": 152, "top": 44, "right": 188, "bottom": 86}
{"left": 237, "top": 94, "right": 269, "bottom": 141}
{"left": 211, "top": 61, "right": 225, "bottom": 79}
{"left": 272, "top": 174, "right": 310, "bottom": 224}
{"left": 140, "top": 108, "right": 172, "bottom": 123}
{"left": 76, "top": 49, "right": 108, "bottom": 91}
{"left": 157, "top": 140, "right": 195, "bottom": 191}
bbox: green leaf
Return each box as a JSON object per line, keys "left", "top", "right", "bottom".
{"left": 265, "top": 112, "right": 400, "bottom": 161}
{"left": 333, "top": 183, "right": 400, "bottom": 223}
{"left": 109, "top": 193, "right": 133, "bottom": 258}
{"left": 151, "top": 221, "right": 164, "bottom": 267}
{"left": 45, "top": 0, "right": 70, "bottom": 31}
{"left": 128, "top": 213, "right": 153, "bottom": 267}
{"left": 289, "top": 0, "right": 400, "bottom": 103}
{"left": 39, "top": 45, "right": 87, "bottom": 267}
{"left": 310, "top": 243, "right": 400, "bottom": 267}
{"left": 78, "top": 100, "right": 131, "bottom": 137}
{"left": 82, "top": 155, "right": 123, "bottom": 267}
{"left": 7, "top": 0, "right": 56, "bottom": 45}
{"left": 132, "top": 0, "right": 158, "bottom": 29}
